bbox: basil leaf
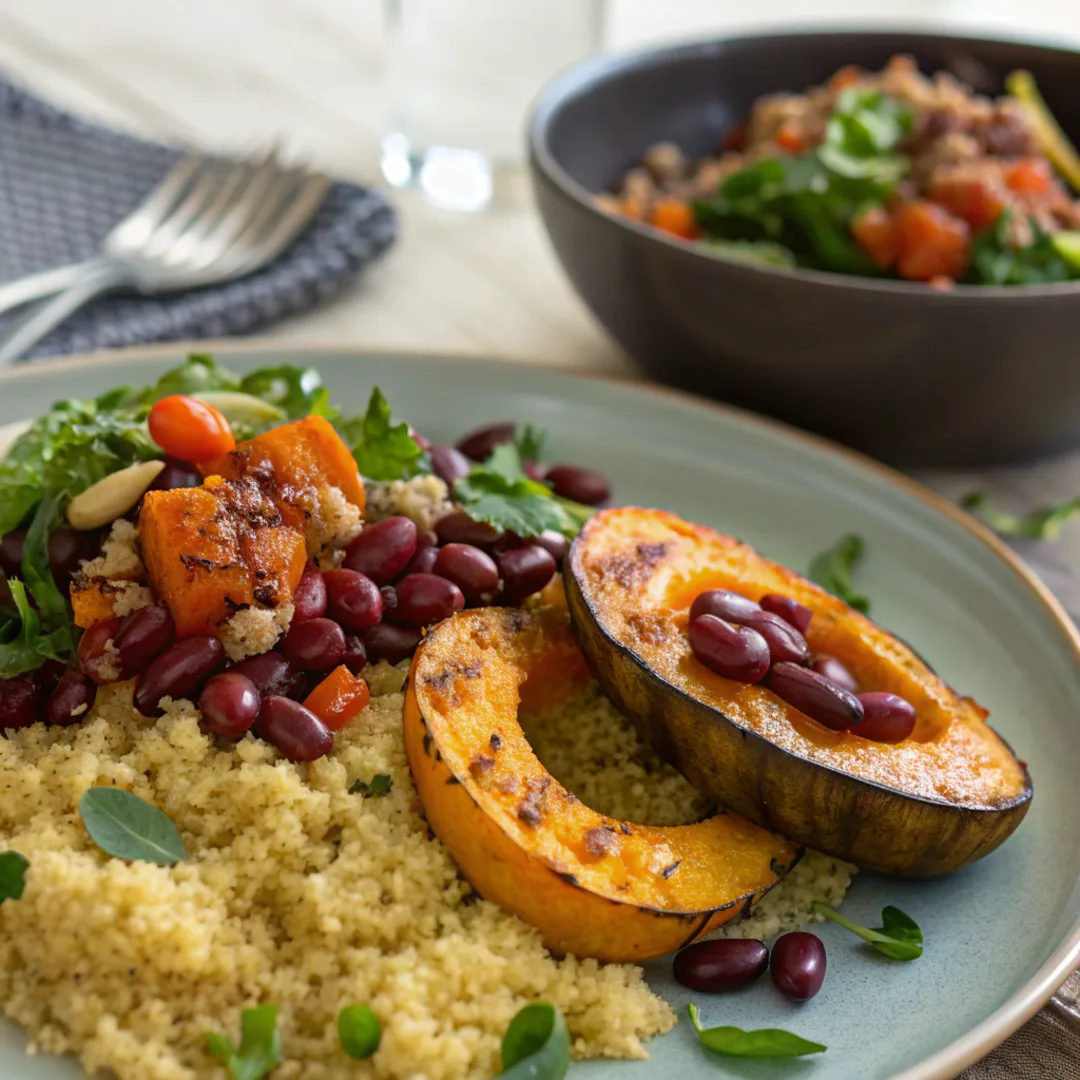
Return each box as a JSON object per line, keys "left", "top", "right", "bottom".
{"left": 962, "top": 491, "right": 1080, "bottom": 540}
{"left": 79, "top": 787, "right": 187, "bottom": 865}
{"left": 0, "top": 851, "right": 28, "bottom": 904}
{"left": 454, "top": 444, "right": 587, "bottom": 539}
{"left": 499, "top": 1002, "right": 570, "bottom": 1079}
{"left": 813, "top": 902, "right": 923, "bottom": 961}
{"left": 349, "top": 774, "right": 393, "bottom": 797}
{"left": 239, "top": 365, "right": 336, "bottom": 423}
{"left": 338, "top": 1004, "right": 381, "bottom": 1060}
{"left": 340, "top": 387, "right": 428, "bottom": 482}
{"left": 808, "top": 533, "right": 870, "bottom": 613}
{"left": 687, "top": 1003, "right": 825, "bottom": 1058}
{"left": 207, "top": 1004, "right": 282, "bottom": 1080}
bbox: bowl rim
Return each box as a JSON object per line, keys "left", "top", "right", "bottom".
{"left": 527, "top": 25, "right": 1080, "bottom": 301}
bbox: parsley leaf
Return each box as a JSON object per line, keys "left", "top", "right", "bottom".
{"left": 962, "top": 491, "right": 1080, "bottom": 540}
{"left": 687, "top": 1003, "right": 826, "bottom": 1058}
{"left": 813, "top": 902, "right": 923, "bottom": 961}
{"left": 340, "top": 387, "right": 429, "bottom": 482}
{"left": 454, "top": 444, "right": 590, "bottom": 539}
{"left": 808, "top": 533, "right": 870, "bottom": 613}
{"left": 349, "top": 774, "right": 393, "bottom": 797}
{"left": 207, "top": 1004, "right": 282, "bottom": 1080}
{"left": 0, "top": 851, "right": 28, "bottom": 904}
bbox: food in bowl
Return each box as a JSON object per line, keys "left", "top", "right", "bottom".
{"left": 599, "top": 54, "right": 1080, "bottom": 285}
{"left": 0, "top": 354, "right": 1029, "bottom": 1077}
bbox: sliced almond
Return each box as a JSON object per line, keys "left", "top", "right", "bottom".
{"left": 66, "top": 460, "right": 166, "bottom": 531}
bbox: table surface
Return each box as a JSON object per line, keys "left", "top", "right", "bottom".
{"left": 1, "top": 0, "right": 1080, "bottom": 1073}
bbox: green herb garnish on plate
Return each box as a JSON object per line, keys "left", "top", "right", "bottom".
{"left": 207, "top": 1004, "right": 282, "bottom": 1080}
{"left": 499, "top": 1002, "right": 570, "bottom": 1079}
{"left": 808, "top": 532, "right": 870, "bottom": 612}
{"left": 79, "top": 787, "right": 187, "bottom": 865}
{"left": 687, "top": 1003, "right": 826, "bottom": 1058}
{"left": 349, "top": 774, "right": 393, "bottom": 797}
{"left": 962, "top": 491, "right": 1080, "bottom": 541}
{"left": 0, "top": 851, "right": 28, "bottom": 904}
{"left": 813, "top": 902, "right": 923, "bottom": 960}
{"left": 338, "top": 386, "right": 429, "bottom": 482}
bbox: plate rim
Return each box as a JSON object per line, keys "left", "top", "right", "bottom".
{"left": 3, "top": 338, "right": 1078, "bottom": 1080}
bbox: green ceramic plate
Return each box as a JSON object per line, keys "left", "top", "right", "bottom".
{"left": 0, "top": 344, "right": 1077, "bottom": 1080}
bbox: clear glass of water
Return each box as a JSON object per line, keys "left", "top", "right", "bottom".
{"left": 382, "top": 0, "right": 605, "bottom": 211}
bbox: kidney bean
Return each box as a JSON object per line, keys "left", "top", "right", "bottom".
{"left": 324, "top": 568, "right": 383, "bottom": 630}
{"left": 38, "top": 658, "right": 68, "bottom": 691}
{"left": 279, "top": 617, "right": 346, "bottom": 672}
{"left": 811, "top": 655, "right": 859, "bottom": 693}
{"left": 78, "top": 616, "right": 124, "bottom": 684}
{"left": 0, "top": 530, "right": 25, "bottom": 578}
{"left": 856, "top": 692, "right": 917, "bottom": 743}
{"left": 497, "top": 546, "right": 557, "bottom": 605}
{"left": 199, "top": 672, "right": 261, "bottom": 737}
{"left": 257, "top": 695, "right": 333, "bottom": 761}
{"left": 362, "top": 622, "right": 422, "bottom": 665}
{"left": 48, "top": 527, "right": 99, "bottom": 582}
{"left": 532, "top": 530, "right": 569, "bottom": 566}
{"left": 343, "top": 516, "right": 418, "bottom": 585}
{"left": 739, "top": 610, "right": 810, "bottom": 665}
{"left": 148, "top": 457, "right": 201, "bottom": 491}
{"left": 292, "top": 564, "right": 327, "bottom": 622}
{"left": 434, "top": 543, "right": 499, "bottom": 603}
{"left": 405, "top": 540, "right": 439, "bottom": 576}
{"left": 393, "top": 573, "right": 465, "bottom": 626}
{"left": 673, "top": 939, "right": 769, "bottom": 993}
{"left": 112, "top": 604, "right": 175, "bottom": 677}
{"left": 341, "top": 634, "right": 367, "bottom": 675}
{"left": 544, "top": 463, "right": 611, "bottom": 506}
{"left": 690, "top": 589, "right": 761, "bottom": 625}
{"left": 0, "top": 675, "right": 41, "bottom": 729}
{"left": 689, "top": 615, "right": 770, "bottom": 683}
{"left": 380, "top": 585, "right": 398, "bottom": 619}
{"left": 45, "top": 669, "right": 96, "bottom": 727}
{"left": 435, "top": 511, "right": 502, "bottom": 549}
{"left": 759, "top": 593, "right": 813, "bottom": 634}
{"left": 431, "top": 445, "right": 472, "bottom": 486}
{"left": 770, "top": 932, "right": 826, "bottom": 1001}
{"left": 523, "top": 460, "right": 546, "bottom": 482}
{"left": 456, "top": 422, "right": 515, "bottom": 462}
{"left": 768, "top": 661, "right": 863, "bottom": 731}
{"left": 134, "top": 635, "right": 225, "bottom": 717}
{"left": 231, "top": 651, "right": 305, "bottom": 699}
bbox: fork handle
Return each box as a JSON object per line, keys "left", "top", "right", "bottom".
{"left": 0, "top": 260, "right": 110, "bottom": 317}
{"left": 0, "top": 262, "right": 132, "bottom": 368}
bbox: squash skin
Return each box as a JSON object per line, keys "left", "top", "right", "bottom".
{"left": 566, "top": 508, "right": 1032, "bottom": 877}
{"left": 404, "top": 605, "right": 801, "bottom": 963}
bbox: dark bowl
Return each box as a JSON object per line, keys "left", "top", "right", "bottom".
{"left": 528, "top": 30, "right": 1080, "bottom": 468}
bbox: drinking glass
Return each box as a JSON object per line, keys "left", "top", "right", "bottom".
{"left": 382, "top": 0, "right": 605, "bottom": 211}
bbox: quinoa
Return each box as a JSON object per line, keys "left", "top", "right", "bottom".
{"left": 308, "top": 485, "right": 363, "bottom": 566}
{"left": 218, "top": 601, "right": 295, "bottom": 662}
{"left": 79, "top": 519, "right": 144, "bottom": 581}
{"left": 365, "top": 475, "right": 455, "bottom": 533}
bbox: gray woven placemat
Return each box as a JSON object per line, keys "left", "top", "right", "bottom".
{"left": 0, "top": 78, "right": 397, "bottom": 358}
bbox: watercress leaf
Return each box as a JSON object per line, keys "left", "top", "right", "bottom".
{"left": 0, "top": 851, "right": 28, "bottom": 904}
{"left": 812, "top": 902, "right": 923, "bottom": 961}
{"left": 687, "top": 1003, "right": 826, "bottom": 1058}
{"left": 239, "top": 365, "right": 336, "bottom": 423}
{"left": 515, "top": 424, "right": 547, "bottom": 464}
{"left": 338, "top": 1004, "right": 381, "bottom": 1060}
{"left": 962, "top": 491, "right": 1080, "bottom": 540}
{"left": 207, "top": 1005, "right": 282, "bottom": 1080}
{"left": 499, "top": 1002, "right": 571, "bottom": 1079}
{"left": 144, "top": 354, "right": 241, "bottom": 403}
{"left": 340, "top": 387, "right": 429, "bottom": 482}
{"left": 349, "top": 774, "right": 393, "bottom": 797}
{"left": 808, "top": 533, "right": 870, "bottom": 612}
{"left": 79, "top": 787, "right": 187, "bottom": 865}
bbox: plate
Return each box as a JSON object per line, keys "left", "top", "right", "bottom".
{"left": 0, "top": 343, "right": 1078, "bottom": 1080}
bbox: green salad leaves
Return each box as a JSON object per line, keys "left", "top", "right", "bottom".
{"left": 340, "top": 387, "right": 429, "bottom": 482}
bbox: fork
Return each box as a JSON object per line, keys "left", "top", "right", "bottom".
{"left": 0, "top": 150, "right": 330, "bottom": 368}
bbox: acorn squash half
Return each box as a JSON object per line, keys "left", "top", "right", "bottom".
{"left": 565, "top": 507, "right": 1032, "bottom": 877}
{"left": 403, "top": 605, "right": 801, "bottom": 963}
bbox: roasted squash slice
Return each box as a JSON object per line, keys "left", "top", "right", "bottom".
{"left": 566, "top": 507, "right": 1032, "bottom": 877}
{"left": 404, "top": 605, "right": 801, "bottom": 963}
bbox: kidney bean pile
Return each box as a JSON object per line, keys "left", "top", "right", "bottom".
{"left": 687, "top": 588, "right": 918, "bottom": 743}
{"left": 674, "top": 931, "right": 827, "bottom": 1002}
{"left": 0, "top": 424, "right": 613, "bottom": 763}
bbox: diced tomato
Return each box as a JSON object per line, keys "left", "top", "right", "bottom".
{"left": 148, "top": 395, "right": 235, "bottom": 463}
{"left": 929, "top": 177, "right": 1007, "bottom": 232}
{"left": 303, "top": 664, "right": 371, "bottom": 732}
{"left": 775, "top": 122, "right": 806, "bottom": 155}
{"left": 829, "top": 64, "right": 863, "bottom": 91}
{"left": 720, "top": 122, "right": 747, "bottom": 153}
{"left": 650, "top": 199, "right": 700, "bottom": 240}
{"left": 1004, "top": 158, "right": 1053, "bottom": 197}
{"left": 893, "top": 201, "right": 971, "bottom": 282}
{"left": 851, "top": 207, "right": 899, "bottom": 270}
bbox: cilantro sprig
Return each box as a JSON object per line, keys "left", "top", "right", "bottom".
{"left": 349, "top": 774, "right": 393, "bottom": 797}
{"left": 808, "top": 533, "right": 870, "bottom": 613}
{"left": 813, "top": 902, "right": 923, "bottom": 961}
{"left": 962, "top": 491, "right": 1080, "bottom": 541}
{"left": 340, "top": 387, "right": 429, "bottom": 482}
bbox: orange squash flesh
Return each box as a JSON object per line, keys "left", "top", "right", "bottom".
{"left": 205, "top": 415, "right": 365, "bottom": 528}
{"left": 566, "top": 507, "right": 1032, "bottom": 876}
{"left": 71, "top": 580, "right": 129, "bottom": 629}
{"left": 404, "top": 605, "right": 801, "bottom": 963}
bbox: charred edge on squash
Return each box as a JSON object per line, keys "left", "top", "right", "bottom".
{"left": 661, "top": 860, "right": 681, "bottom": 879}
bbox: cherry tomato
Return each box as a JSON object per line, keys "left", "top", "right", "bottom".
{"left": 147, "top": 395, "right": 235, "bottom": 463}
{"left": 851, "top": 206, "right": 898, "bottom": 270}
